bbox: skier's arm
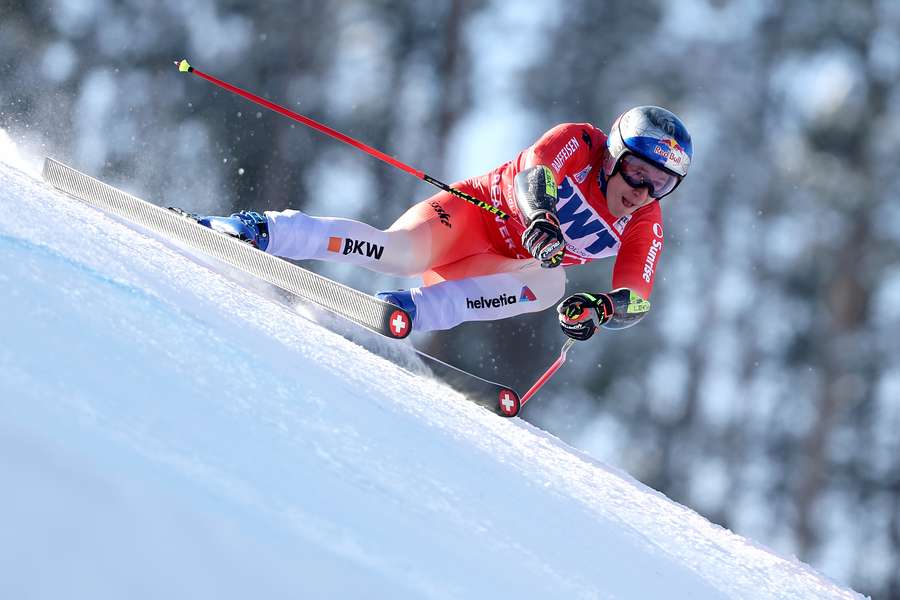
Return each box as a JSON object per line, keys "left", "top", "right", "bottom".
{"left": 511, "top": 124, "right": 602, "bottom": 267}
{"left": 521, "top": 123, "right": 601, "bottom": 178}
{"left": 556, "top": 288, "right": 652, "bottom": 341}
{"left": 611, "top": 208, "right": 664, "bottom": 300}
{"left": 513, "top": 165, "right": 565, "bottom": 268}
{"left": 557, "top": 208, "right": 663, "bottom": 340}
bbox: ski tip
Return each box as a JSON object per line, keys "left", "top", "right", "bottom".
{"left": 175, "top": 59, "right": 193, "bottom": 73}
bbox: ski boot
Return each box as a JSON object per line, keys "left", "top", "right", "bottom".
{"left": 170, "top": 208, "right": 270, "bottom": 251}
{"left": 376, "top": 289, "right": 417, "bottom": 324}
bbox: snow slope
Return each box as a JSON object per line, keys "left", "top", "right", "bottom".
{"left": 0, "top": 153, "right": 864, "bottom": 599}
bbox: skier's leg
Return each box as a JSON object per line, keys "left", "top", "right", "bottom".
{"left": 386, "top": 191, "right": 493, "bottom": 270}
{"left": 407, "top": 255, "right": 567, "bottom": 332}
{"left": 265, "top": 190, "right": 490, "bottom": 277}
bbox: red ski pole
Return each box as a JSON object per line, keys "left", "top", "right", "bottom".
{"left": 517, "top": 338, "right": 577, "bottom": 410}
{"left": 174, "top": 59, "right": 509, "bottom": 221}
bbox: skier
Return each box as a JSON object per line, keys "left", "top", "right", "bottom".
{"left": 193, "top": 105, "right": 692, "bottom": 340}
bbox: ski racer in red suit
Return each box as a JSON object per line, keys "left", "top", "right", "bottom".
{"left": 196, "top": 106, "right": 693, "bottom": 340}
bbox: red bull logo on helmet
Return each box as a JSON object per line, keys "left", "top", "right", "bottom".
{"left": 653, "top": 138, "right": 688, "bottom": 167}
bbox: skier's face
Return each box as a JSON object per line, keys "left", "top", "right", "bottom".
{"left": 606, "top": 171, "right": 654, "bottom": 218}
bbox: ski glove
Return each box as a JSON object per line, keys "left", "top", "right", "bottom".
{"left": 522, "top": 211, "right": 565, "bottom": 268}
{"left": 514, "top": 165, "right": 565, "bottom": 268}
{"left": 557, "top": 292, "right": 615, "bottom": 341}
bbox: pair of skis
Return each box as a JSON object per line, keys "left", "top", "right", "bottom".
{"left": 42, "top": 159, "right": 574, "bottom": 417}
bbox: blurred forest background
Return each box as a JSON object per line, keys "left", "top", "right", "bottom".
{"left": 2, "top": 0, "right": 898, "bottom": 597}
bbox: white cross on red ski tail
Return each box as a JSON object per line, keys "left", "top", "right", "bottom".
{"left": 389, "top": 310, "right": 410, "bottom": 338}
{"left": 498, "top": 389, "right": 521, "bottom": 417}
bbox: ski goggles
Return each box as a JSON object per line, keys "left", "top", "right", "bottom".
{"left": 618, "top": 153, "right": 681, "bottom": 199}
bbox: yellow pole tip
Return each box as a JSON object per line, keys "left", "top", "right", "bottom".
{"left": 176, "top": 59, "right": 192, "bottom": 73}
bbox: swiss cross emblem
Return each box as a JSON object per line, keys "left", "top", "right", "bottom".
{"left": 498, "top": 389, "right": 520, "bottom": 417}
{"left": 388, "top": 309, "right": 410, "bottom": 338}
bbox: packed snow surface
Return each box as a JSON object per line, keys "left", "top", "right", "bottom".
{"left": 0, "top": 156, "right": 863, "bottom": 599}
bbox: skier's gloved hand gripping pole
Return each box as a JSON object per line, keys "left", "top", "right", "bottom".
{"left": 514, "top": 165, "right": 565, "bottom": 268}
{"left": 517, "top": 289, "right": 653, "bottom": 407}
{"left": 515, "top": 293, "right": 615, "bottom": 410}
{"left": 175, "top": 59, "right": 508, "bottom": 221}
{"left": 557, "top": 292, "right": 614, "bottom": 341}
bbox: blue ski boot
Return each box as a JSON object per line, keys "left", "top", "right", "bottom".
{"left": 172, "top": 208, "right": 270, "bottom": 251}
{"left": 198, "top": 211, "right": 270, "bottom": 251}
{"left": 376, "top": 289, "right": 417, "bottom": 324}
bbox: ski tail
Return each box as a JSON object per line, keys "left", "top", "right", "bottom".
{"left": 414, "top": 349, "right": 522, "bottom": 417}
{"left": 41, "top": 158, "right": 412, "bottom": 339}
{"left": 414, "top": 338, "right": 576, "bottom": 418}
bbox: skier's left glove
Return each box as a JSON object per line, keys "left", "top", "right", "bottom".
{"left": 557, "top": 292, "right": 615, "bottom": 341}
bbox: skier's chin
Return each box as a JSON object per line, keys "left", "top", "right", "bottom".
{"left": 610, "top": 195, "right": 632, "bottom": 218}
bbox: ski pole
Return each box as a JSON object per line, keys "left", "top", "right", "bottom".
{"left": 174, "top": 59, "right": 509, "bottom": 221}
{"left": 517, "top": 338, "right": 577, "bottom": 410}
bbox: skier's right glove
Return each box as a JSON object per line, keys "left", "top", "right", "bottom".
{"left": 557, "top": 292, "right": 615, "bottom": 341}
{"left": 514, "top": 165, "right": 565, "bottom": 268}
{"left": 522, "top": 211, "right": 565, "bottom": 268}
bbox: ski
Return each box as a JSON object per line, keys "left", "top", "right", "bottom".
{"left": 413, "top": 349, "right": 523, "bottom": 417}
{"left": 412, "top": 338, "right": 574, "bottom": 418}
{"left": 41, "top": 158, "right": 412, "bottom": 340}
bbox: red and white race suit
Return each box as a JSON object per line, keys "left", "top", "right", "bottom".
{"left": 264, "top": 123, "right": 665, "bottom": 332}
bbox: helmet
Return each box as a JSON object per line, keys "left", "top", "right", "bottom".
{"left": 604, "top": 106, "right": 692, "bottom": 198}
